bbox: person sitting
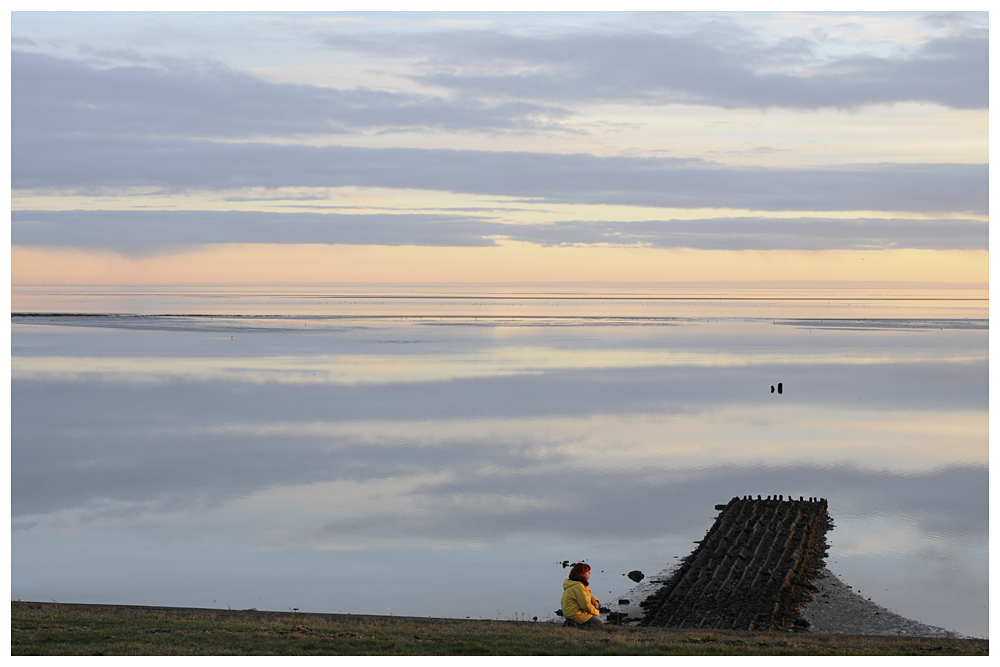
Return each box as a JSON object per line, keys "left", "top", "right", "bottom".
{"left": 561, "top": 562, "right": 603, "bottom": 629}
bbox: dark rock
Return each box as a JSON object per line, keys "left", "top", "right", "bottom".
{"left": 627, "top": 570, "right": 644, "bottom": 583}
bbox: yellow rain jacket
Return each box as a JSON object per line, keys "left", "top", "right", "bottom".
{"left": 561, "top": 579, "right": 600, "bottom": 624}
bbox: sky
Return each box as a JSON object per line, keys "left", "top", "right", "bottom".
{"left": 9, "top": 10, "right": 989, "bottom": 286}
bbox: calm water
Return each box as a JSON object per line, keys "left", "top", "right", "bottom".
{"left": 10, "top": 287, "right": 988, "bottom": 637}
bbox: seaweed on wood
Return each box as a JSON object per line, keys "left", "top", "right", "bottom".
{"left": 640, "top": 496, "right": 834, "bottom": 631}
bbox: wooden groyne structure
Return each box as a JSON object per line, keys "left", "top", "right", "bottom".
{"left": 640, "top": 496, "right": 833, "bottom": 631}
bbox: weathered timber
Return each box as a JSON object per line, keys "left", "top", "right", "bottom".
{"left": 640, "top": 496, "right": 833, "bottom": 632}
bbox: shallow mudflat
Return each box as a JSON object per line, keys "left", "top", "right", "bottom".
{"left": 801, "top": 569, "right": 959, "bottom": 638}
{"left": 11, "top": 602, "right": 987, "bottom": 656}
{"left": 12, "top": 304, "right": 988, "bottom": 637}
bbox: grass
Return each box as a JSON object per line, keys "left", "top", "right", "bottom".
{"left": 11, "top": 602, "right": 988, "bottom": 656}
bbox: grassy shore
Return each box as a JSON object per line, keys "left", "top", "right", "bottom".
{"left": 11, "top": 602, "right": 987, "bottom": 656}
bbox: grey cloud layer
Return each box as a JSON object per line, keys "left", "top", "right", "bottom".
{"left": 507, "top": 216, "right": 988, "bottom": 250}
{"left": 12, "top": 51, "right": 563, "bottom": 137}
{"left": 12, "top": 210, "right": 988, "bottom": 252}
{"left": 13, "top": 14, "right": 989, "bottom": 116}
{"left": 11, "top": 46, "right": 987, "bottom": 218}
{"left": 11, "top": 29, "right": 987, "bottom": 146}
{"left": 340, "top": 27, "right": 988, "bottom": 109}
{"left": 11, "top": 210, "right": 497, "bottom": 252}
{"left": 13, "top": 137, "right": 987, "bottom": 214}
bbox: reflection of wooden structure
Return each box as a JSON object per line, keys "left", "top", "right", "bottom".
{"left": 640, "top": 496, "right": 833, "bottom": 631}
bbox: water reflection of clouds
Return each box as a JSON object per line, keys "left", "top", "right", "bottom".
{"left": 11, "top": 317, "right": 988, "bottom": 636}
{"left": 13, "top": 356, "right": 987, "bottom": 518}
{"left": 12, "top": 415, "right": 986, "bottom": 633}
{"left": 10, "top": 347, "right": 988, "bottom": 385}
{"left": 831, "top": 513, "right": 968, "bottom": 559}
{"left": 14, "top": 381, "right": 988, "bottom": 537}
{"left": 188, "top": 408, "right": 985, "bottom": 471}
{"left": 13, "top": 452, "right": 986, "bottom": 551}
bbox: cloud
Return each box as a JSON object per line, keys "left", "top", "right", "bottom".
{"left": 497, "top": 216, "right": 988, "bottom": 251}
{"left": 12, "top": 23, "right": 987, "bottom": 159}
{"left": 10, "top": 209, "right": 500, "bottom": 252}
{"left": 11, "top": 210, "right": 988, "bottom": 252}
{"left": 12, "top": 138, "right": 987, "bottom": 214}
{"left": 12, "top": 33, "right": 987, "bottom": 217}
{"left": 382, "top": 28, "right": 988, "bottom": 109}
{"left": 11, "top": 50, "right": 569, "bottom": 139}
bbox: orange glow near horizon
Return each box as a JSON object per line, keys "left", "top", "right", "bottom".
{"left": 11, "top": 243, "right": 988, "bottom": 286}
